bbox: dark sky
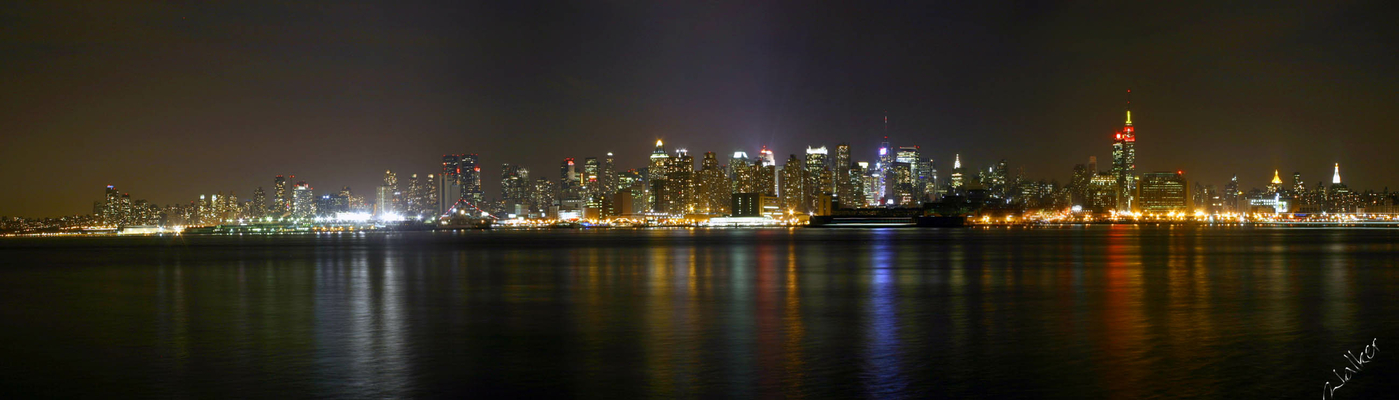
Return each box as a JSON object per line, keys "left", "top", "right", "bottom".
{"left": 2, "top": 1, "right": 1396, "bottom": 216}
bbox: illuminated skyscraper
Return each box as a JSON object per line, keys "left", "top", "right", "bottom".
{"left": 1268, "top": 170, "right": 1284, "bottom": 194}
{"left": 293, "top": 181, "right": 315, "bottom": 219}
{"left": 459, "top": 154, "right": 483, "bottom": 207}
{"left": 697, "top": 152, "right": 730, "bottom": 215}
{"left": 877, "top": 113, "right": 893, "bottom": 204}
{"left": 602, "top": 152, "right": 616, "bottom": 195}
{"left": 1111, "top": 89, "right": 1137, "bottom": 211}
{"left": 835, "top": 143, "right": 861, "bottom": 207}
{"left": 440, "top": 154, "right": 463, "bottom": 213}
{"left": 376, "top": 171, "right": 397, "bottom": 217}
{"left": 252, "top": 187, "right": 266, "bottom": 218}
{"left": 1223, "top": 174, "right": 1241, "bottom": 213}
{"left": 1139, "top": 171, "right": 1188, "bottom": 214}
{"left": 779, "top": 154, "right": 808, "bottom": 214}
{"left": 648, "top": 140, "right": 670, "bottom": 212}
{"left": 730, "top": 151, "right": 755, "bottom": 194}
{"left": 804, "top": 146, "right": 833, "bottom": 210}
{"left": 273, "top": 175, "right": 289, "bottom": 216}
{"left": 1332, "top": 163, "right": 1342, "bottom": 185}
{"left": 950, "top": 154, "right": 964, "bottom": 191}
{"left": 501, "top": 164, "right": 530, "bottom": 215}
{"left": 757, "top": 147, "right": 777, "bottom": 196}
{"left": 663, "top": 150, "right": 694, "bottom": 214}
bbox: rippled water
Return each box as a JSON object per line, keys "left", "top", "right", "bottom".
{"left": 1, "top": 226, "right": 1396, "bottom": 398}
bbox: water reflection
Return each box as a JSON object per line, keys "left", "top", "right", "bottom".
{"left": 1, "top": 228, "right": 1397, "bottom": 398}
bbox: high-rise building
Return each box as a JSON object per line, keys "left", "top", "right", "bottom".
{"left": 779, "top": 154, "right": 808, "bottom": 214}
{"left": 834, "top": 143, "right": 860, "bottom": 208}
{"left": 1223, "top": 175, "right": 1241, "bottom": 213}
{"left": 459, "top": 154, "right": 483, "bottom": 207}
{"left": 662, "top": 150, "right": 695, "bottom": 214}
{"left": 1111, "top": 90, "right": 1138, "bottom": 212}
{"left": 647, "top": 140, "right": 670, "bottom": 212}
{"left": 273, "top": 175, "right": 290, "bottom": 216}
{"left": 558, "top": 158, "right": 581, "bottom": 202}
{"left": 730, "top": 151, "right": 756, "bottom": 194}
{"left": 697, "top": 152, "right": 731, "bottom": 215}
{"left": 1268, "top": 170, "right": 1284, "bottom": 194}
{"left": 378, "top": 170, "right": 399, "bottom": 216}
{"left": 1139, "top": 171, "right": 1188, "bottom": 214}
{"left": 804, "top": 146, "right": 833, "bottom": 211}
{"left": 757, "top": 147, "right": 777, "bottom": 196}
{"left": 583, "top": 157, "right": 600, "bottom": 195}
{"left": 949, "top": 154, "right": 964, "bottom": 191}
{"left": 293, "top": 181, "right": 315, "bottom": 219}
{"left": 877, "top": 113, "right": 893, "bottom": 204}
{"left": 439, "top": 155, "right": 461, "bottom": 213}
{"left": 531, "top": 177, "right": 555, "bottom": 217}
{"left": 1087, "top": 174, "right": 1119, "bottom": 212}
{"left": 602, "top": 152, "right": 616, "bottom": 196}
{"left": 500, "top": 164, "right": 530, "bottom": 215}
{"left": 251, "top": 187, "right": 267, "bottom": 218}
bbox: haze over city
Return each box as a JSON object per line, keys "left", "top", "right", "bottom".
{"left": 2, "top": 1, "right": 1396, "bottom": 217}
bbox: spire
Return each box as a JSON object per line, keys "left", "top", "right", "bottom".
{"left": 1125, "top": 89, "right": 1132, "bottom": 126}
{"left": 954, "top": 154, "right": 961, "bottom": 169}
{"left": 1271, "top": 170, "right": 1282, "bottom": 185}
{"left": 1333, "top": 163, "right": 1341, "bottom": 185}
{"left": 883, "top": 111, "right": 888, "bottom": 140}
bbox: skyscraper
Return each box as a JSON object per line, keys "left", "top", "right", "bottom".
{"left": 950, "top": 154, "right": 964, "bottom": 192}
{"left": 252, "top": 186, "right": 266, "bottom": 218}
{"left": 757, "top": 147, "right": 777, "bottom": 196}
{"left": 602, "top": 152, "right": 616, "bottom": 196}
{"left": 780, "top": 154, "right": 808, "bottom": 214}
{"left": 273, "top": 175, "right": 289, "bottom": 216}
{"left": 697, "top": 152, "right": 730, "bottom": 215}
{"left": 460, "top": 154, "right": 483, "bottom": 207}
{"left": 376, "top": 171, "right": 397, "bottom": 217}
{"left": 804, "top": 146, "right": 833, "bottom": 211}
{"left": 877, "top": 113, "right": 893, "bottom": 204}
{"left": 648, "top": 140, "right": 670, "bottom": 212}
{"left": 730, "top": 151, "right": 755, "bottom": 194}
{"left": 293, "top": 181, "right": 315, "bottom": 219}
{"left": 1139, "top": 171, "right": 1188, "bottom": 214}
{"left": 834, "top": 143, "right": 860, "bottom": 207}
{"left": 440, "top": 154, "right": 463, "bottom": 213}
{"left": 1111, "top": 90, "right": 1137, "bottom": 212}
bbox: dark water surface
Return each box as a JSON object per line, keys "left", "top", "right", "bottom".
{"left": 2, "top": 227, "right": 1397, "bottom": 398}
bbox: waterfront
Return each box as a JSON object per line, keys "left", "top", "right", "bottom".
{"left": 1, "top": 226, "right": 1397, "bottom": 398}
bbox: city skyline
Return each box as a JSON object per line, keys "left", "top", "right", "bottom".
{"left": 3, "top": 2, "right": 1396, "bottom": 216}
{"left": 1, "top": 107, "right": 1388, "bottom": 219}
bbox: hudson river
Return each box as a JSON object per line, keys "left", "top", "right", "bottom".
{"left": 2, "top": 227, "right": 1396, "bottom": 398}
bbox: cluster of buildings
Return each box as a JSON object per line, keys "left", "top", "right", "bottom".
{"left": 8, "top": 90, "right": 1399, "bottom": 232}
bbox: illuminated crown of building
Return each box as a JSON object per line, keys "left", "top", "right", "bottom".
{"left": 650, "top": 139, "right": 669, "bottom": 159}
{"left": 1271, "top": 170, "right": 1282, "bottom": 185}
{"left": 953, "top": 154, "right": 961, "bottom": 169}
{"left": 1333, "top": 163, "right": 1341, "bottom": 184}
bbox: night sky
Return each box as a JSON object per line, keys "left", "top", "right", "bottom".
{"left": 2, "top": 1, "right": 1396, "bottom": 216}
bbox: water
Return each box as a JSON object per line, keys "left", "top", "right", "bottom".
{"left": 1, "top": 227, "right": 1396, "bottom": 398}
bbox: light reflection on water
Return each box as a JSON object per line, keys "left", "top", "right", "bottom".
{"left": 1, "top": 227, "right": 1397, "bottom": 398}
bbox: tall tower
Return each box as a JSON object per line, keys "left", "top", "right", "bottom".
{"left": 950, "top": 154, "right": 964, "bottom": 190}
{"left": 602, "top": 152, "right": 616, "bottom": 195}
{"left": 459, "top": 154, "right": 482, "bottom": 207}
{"left": 1332, "top": 163, "right": 1342, "bottom": 185}
{"left": 877, "top": 112, "right": 893, "bottom": 204}
{"left": 1111, "top": 89, "right": 1137, "bottom": 211}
